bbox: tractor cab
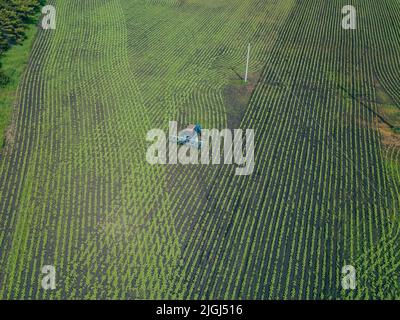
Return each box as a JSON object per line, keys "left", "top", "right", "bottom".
{"left": 170, "top": 123, "right": 203, "bottom": 149}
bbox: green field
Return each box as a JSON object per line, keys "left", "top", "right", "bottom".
{"left": 0, "top": 0, "right": 399, "bottom": 299}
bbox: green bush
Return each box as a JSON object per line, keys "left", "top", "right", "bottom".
{"left": 0, "top": 0, "right": 44, "bottom": 54}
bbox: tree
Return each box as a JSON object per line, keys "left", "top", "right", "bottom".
{"left": 0, "top": 0, "right": 43, "bottom": 82}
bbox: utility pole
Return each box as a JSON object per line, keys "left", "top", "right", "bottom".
{"left": 245, "top": 43, "right": 250, "bottom": 83}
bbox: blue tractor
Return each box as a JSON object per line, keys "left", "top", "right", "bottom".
{"left": 170, "top": 123, "right": 203, "bottom": 149}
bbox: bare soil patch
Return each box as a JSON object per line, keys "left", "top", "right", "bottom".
{"left": 224, "top": 71, "right": 261, "bottom": 129}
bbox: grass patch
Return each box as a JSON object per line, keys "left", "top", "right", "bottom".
{"left": 379, "top": 103, "right": 400, "bottom": 128}
{"left": 0, "top": 24, "right": 38, "bottom": 151}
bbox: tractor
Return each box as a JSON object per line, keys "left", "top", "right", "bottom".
{"left": 170, "top": 123, "right": 203, "bottom": 149}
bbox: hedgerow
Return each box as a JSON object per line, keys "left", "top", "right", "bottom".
{"left": 0, "top": 0, "right": 45, "bottom": 84}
